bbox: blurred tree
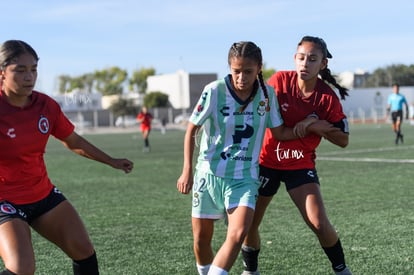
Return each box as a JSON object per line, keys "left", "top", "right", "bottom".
{"left": 262, "top": 63, "right": 276, "bottom": 81}
{"left": 143, "top": 91, "right": 169, "bottom": 108}
{"left": 110, "top": 98, "right": 137, "bottom": 118}
{"left": 94, "top": 66, "right": 128, "bottom": 95}
{"left": 129, "top": 67, "right": 156, "bottom": 94}
{"left": 364, "top": 64, "right": 414, "bottom": 87}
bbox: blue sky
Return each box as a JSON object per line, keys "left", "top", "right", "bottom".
{"left": 3, "top": 0, "right": 413, "bottom": 94}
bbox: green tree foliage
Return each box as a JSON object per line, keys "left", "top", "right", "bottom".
{"left": 129, "top": 67, "right": 156, "bottom": 94}
{"left": 58, "top": 73, "right": 95, "bottom": 94}
{"left": 262, "top": 63, "right": 276, "bottom": 81}
{"left": 94, "top": 66, "right": 128, "bottom": 95}
{"left": 143, "top": 91, "right": 169, "bottom": 108}
{"left": 109, "top": 98, "right": 137, "bottom": 118}
{"left": 364, "top": 64, "right": 414, "bottom": 87}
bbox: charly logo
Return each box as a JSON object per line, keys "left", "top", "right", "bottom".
{"left": 38, "top": 116, "right": 49, "bottom": 134}
{"left": 281, "top": 103, "right": 289, "bottom": 112}
{"left": 7, "top": 128, "right": 16, "bottom": 138}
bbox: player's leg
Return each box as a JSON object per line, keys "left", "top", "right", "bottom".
{"left": 396, "top": 113, "right": 403, "bottom": 143}
{"left": 31, "top": 200, "right": 98, "bottom": 275}
{"left": 212, "top": 205, "right": 255, "bottom": 273}
{"left": 141, "top": 128, "right": 150, "bottom": 151}
{"left": 0, "top": 218, "right": 35, "bottom": 274}
{"left": 242, "top": 166, "right": 281, "bottom": 274}
{"left": 288, "top": 183, "right": 350, "bottom": 274}
{"left": 241, "top": 195, "right": 272, "bottom": 274}
{"left": 192, "top": 217, "right": 214, "bottom": 275}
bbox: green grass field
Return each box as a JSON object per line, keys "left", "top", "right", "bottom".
{"left": 3, "top": 123, "right": 414, "bottom": 274}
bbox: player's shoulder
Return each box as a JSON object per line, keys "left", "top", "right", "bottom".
{"left": 32, "top": 90, "right": 60, "bottom": 105}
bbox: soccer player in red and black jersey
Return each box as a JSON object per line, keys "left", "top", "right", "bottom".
{"left": 0, "top": 40, "right": 133, "bottom": 275}
{"left": 241, "top": 36, "right": 352, "bottom": 275}
{"left": 136, "top": 106, "right": 153, "bottom": 152}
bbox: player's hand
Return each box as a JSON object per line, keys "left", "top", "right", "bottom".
{"left": 111, "top": 158, "right": 134, "bottom": 173}
{"left": 293, "top": 116, "right": 318, "bottom": 138}
{"left": 307, "top": 120, "right": 339, "bottom": 138}
{"left": 177, "top": 171, "right": 193, "bottom": 194}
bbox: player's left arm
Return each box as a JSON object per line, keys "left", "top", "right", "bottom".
{"left": 405, "top": 100, "right": 409, "bottom": 119}
{"left": 61, "top": 132, "right": 133, "bottom": 173}
{"left": 320, "top": 118, "right": 349, "bottom": 148}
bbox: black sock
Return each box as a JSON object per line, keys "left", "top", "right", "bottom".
{"left": 241, "top": 246, "right": 260, "bottom": 272}
{"left": 73, "top": 252, "right": 99, "bottom": 275}
{"left": 0, "top": 269, "right": 17, "bottom": 275}
{"left": 322, "top": 239, "right": 347, "bottom": 272}
{"left": 144, "top": 138, "right": 149, "bottom": 147}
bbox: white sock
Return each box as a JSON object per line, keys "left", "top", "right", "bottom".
{"left": 196, "top": 263, "right": 211, "bottom": 275}
{"left": 207, "top": 265, "right": 228, "bottom": 275}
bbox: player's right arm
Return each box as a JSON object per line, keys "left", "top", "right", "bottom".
{"left": 177, "top": 122, "right": 200, "bottom": 194}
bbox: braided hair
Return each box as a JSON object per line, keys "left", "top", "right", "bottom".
{"left": 298, "top": 36, "right": 349, "bottom": 100}
{"left": 228, "top": 41, "right": 270, "bottom": 112}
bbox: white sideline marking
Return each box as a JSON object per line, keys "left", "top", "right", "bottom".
{"left": 319, "top": 145, "right": 414, "bottom": 156}
{"left": 318, "top": 157, "right": 414, "bottom": 163}
{"left": 318, "top": 145, "right": 414, "bottom": 163}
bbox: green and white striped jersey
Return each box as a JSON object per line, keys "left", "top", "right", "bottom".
{"left": 189, "top": 75, "right": 284, "bottom": 180}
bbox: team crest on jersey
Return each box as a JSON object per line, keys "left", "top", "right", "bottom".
{"left": 38, "top": 116, "right": 49, "bottom": 134}
{"left": 0, "top": 203, "right": 16, "bottom": 214}
{"left": 257, "top": 101, "right": 266, "bottom": 116}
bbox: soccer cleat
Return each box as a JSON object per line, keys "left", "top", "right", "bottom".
{"left": 334, "top": 267, "right": 352, "bottom": 275}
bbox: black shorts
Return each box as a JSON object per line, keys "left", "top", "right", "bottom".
{"left": 258, "top": 165, "right": 320, "bottom": 197}
{"left": 0, "top": 187, "right": 66, "bottom": 225}
{"left": 391, "top": 110, "right": 403, "bottom": 123}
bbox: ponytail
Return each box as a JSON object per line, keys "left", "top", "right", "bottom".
{"left": 319, "top": 67, "right": 349, "bottom": 100}
{"left": 257, "top": 71, "right": 270, "bottom": 111}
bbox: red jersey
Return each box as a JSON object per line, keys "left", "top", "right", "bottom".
{"left": 0, "top": 91, "right": 75, "bottom": 204}
{"left": 136, "top": 112, "right": 152, "bottom": 130}
{"left": 260, "top": 71, "right": 346, "bottom": 170}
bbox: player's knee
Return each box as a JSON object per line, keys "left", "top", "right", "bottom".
{"left": 308, "top": 218, "right": 331, "bottom": 236}
{"left": 226, "top": 226, "right": 249, "bottom": 246}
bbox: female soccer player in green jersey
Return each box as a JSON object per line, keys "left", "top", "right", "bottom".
{"left": 176, "top": 41, "right": 333, "bottom": 275}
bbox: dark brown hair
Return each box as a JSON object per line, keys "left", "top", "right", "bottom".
{"left": 298, "top": 36, "right": 349, "bottom": 100}
{"left": 228, "top": 41, "right": 270, "bottom": 111}
{"left": 0, "top": 40, "right": 39, "bottom": 70}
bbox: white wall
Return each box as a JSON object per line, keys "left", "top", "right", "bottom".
{"left": 341, "top": 86, "right": 414, "bottom": 121}
{"left": 146, "top": 70, "right": 190, "bottom": 109}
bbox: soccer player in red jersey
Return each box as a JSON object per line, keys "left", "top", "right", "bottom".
{"left": 241, "top": 36, "right": 352, "bottom": 275}
{"left": 136, "top": 106, "right": 153, "bottom": 152}
{"left": 0, "top": 40, "right": 133, "bottom": 275}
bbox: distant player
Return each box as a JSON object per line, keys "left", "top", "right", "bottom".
{"left": 136, "top": 106, "right": 153, "bottom": 152}
{"left": 386, "top": 83, "right": 409, "bottom": 144}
